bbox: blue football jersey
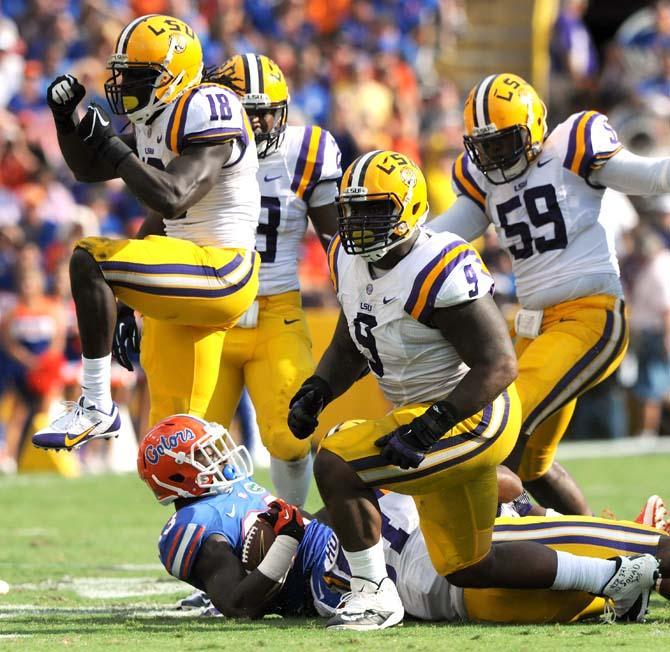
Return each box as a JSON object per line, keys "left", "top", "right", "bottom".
{"left": 157, "top": 478, "right": 337, "bottom": 615}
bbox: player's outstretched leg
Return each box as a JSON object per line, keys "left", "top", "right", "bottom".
{"left": 314, "top": 449, "right": 404, "bottom": 631}
{"left": 32, "top": 247, "right": 120, "bottom": 451}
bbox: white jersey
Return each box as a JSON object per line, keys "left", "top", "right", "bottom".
{"left": 134, "top": 82, "right": 260, "bottom": 249}
{"left": 328, "top": 229, "right": 494, "bottom": 406}
{"left": 451, "top": 111, "right": 624, "bottom": 309}
{"left": 313, "top": 491, "right": 460, "bottom": 621}
{"left": 256, "top": 125, "right": 341, "bottom": 295}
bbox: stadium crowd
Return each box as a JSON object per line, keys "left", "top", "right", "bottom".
{"left": 1, "top": 0, "right": 670, "bottom": 474}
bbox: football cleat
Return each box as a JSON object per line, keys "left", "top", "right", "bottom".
{"left": 32, "top": 397, "right": 121, "bottom": 451}
{"left": 635, "top": 495, "right": 670, "bottom": 533}
{"left": 600, "top": 554, "right": 660, "bottom": 622}
{"left": 177, "top": 590, "right": 211, "bottom": 610}
{"left": 325, "top": 577, "right": 404, "bottom": 631}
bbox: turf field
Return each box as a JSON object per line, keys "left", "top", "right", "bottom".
{"left": 1, "top": 453, "right": 670, "bottom": 651}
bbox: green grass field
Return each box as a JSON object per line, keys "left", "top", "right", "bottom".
{"left": 1, "top": 454, "right": 670, "bottom": 651}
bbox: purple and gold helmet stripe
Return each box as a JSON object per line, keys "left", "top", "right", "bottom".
{"left": 472, "top": 74, "right": 497, "bottom": 128}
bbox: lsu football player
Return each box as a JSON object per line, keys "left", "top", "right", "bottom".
{"left": 430, "top": 73, "right": 670, "bottom": 515}
{"left": 286, "top": 150, "right": 659, "bottom": 630}
{"left": 33, "top": 15, "right": 260, "bottom": 450}
{"left": 138, "top": 415, "right": 670, "bottom": 624}
{"left": 200, "top": 54, "right": 342, "bottom": 507}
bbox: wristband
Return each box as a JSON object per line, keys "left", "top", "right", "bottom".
{"left": 53, "top": 112, "right": 77, "bottom": 135}
{"left": 256, "top": 534, "right": 298, "bottom": 583}
{"left": 98, "top": 136, "right": 134, "bottom": 170}
{"left": 425, "top": 400, "right": 459, "bottom": 441}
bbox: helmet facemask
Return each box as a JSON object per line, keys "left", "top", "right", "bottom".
{"left": 338, "top": 193, "right": 415, "bottom": 263}
{"left": 244, "top": 98, "right": 288, "bottom": 158}
{"left": 149, "top": 422, "right": 253, "bottom": 505}
{"left": 464, "top": 124, "right": 537, "bottom": 184}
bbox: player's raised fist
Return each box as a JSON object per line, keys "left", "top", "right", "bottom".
{"left": 46, "top": 74, "right": 86, "bottom": 133}
{"left": 258, "top": 498, "right": 305, "bottom": 542}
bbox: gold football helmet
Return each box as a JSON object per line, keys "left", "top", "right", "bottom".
{"left": 105, "top": 14, "right": 203, "bottom": 125}
{"left": 205, "top": 53, "right": 289, "bottom": 158}
{"left": 338, "top": 150, "right": 428, "bottom": 262}
{"left": 463, "top": 73, "right": 547, "bottom": 184}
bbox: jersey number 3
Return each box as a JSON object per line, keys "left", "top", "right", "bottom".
{"left": 257, "top": 196, "right": 281, "bottom": 263}
{"left": 496, "top": 184, "right": 567, "bottom": 260}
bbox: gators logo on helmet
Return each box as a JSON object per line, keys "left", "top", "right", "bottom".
{"left": 337, "top": 150, "right": 428, "bottom": 262}
{"left": 105, "top": 14, "right": 203, "bottom": 125}
{"left": 205, "top": 53, "right": 289, "bottom": 158}
{"left": 463, "top": 73, "right": 547, "bottom": 184}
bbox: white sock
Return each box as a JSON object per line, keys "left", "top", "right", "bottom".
{"left": 551, "top": 550, "right": 617, "bottom": 593}
{"left": 81, "top": 354, "right": 113, "bottom": 413}
{"left": 545, "top": 508, "right": 563, "bottom": 517}
{"left": 343, "top": 538, "right": 387, "bottom": 584}
{"left": 270, "top": 454, "right": 312, "bottom": 508}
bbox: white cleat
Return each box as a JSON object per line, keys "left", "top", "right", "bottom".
{"left": 601, "top": 554, "right": 660, "bottom": 622}
{"left": 326, "top": 577, "right": 404, "bottom": 631}
{"left": 32, "top": 397, "right": 121, "bottom": 451}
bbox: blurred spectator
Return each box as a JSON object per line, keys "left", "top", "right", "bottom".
{"left": 628, "top": 228, "right": 670, "bottom": 439}
{"left": 0, "top": 16, "right": 24, "bottom": 108}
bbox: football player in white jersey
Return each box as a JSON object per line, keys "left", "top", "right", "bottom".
{"left": 33, "top": 15, "right": 260, "bottom": 450}
{"left": 200, "top": 54, "right": 341, "bottom": 507}
{"left": 430, "top": 73, "right": 670, "bottom": 515}
{"left": 286, "top": 151, "right": 658, "bottom": 630}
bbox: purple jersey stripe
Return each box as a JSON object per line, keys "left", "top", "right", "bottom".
{"left": 109, "top": 263, "right": 254, "bottom": 299}
{"left": 578, "top": 112, "right": 599, "bottom": 178}
{"left": 493, "top": 519, "right": 661, "bottom": 537}
{"left": 303, "top": 129, "right": 328, "bottom": 202}
{"left": 460, "top": 156, "right": 486, "bottom": 210}
{"left": 417, "top": 249, "right": 479, "bottom": 323}
{"left": 100, "top": 254, "right": 244, "bottom": 278}
{"left": 403, "top": 241, "right": 464, "bottom": 317}
{"left": 291, "top": 127, "right": 314, "bottom": 193}
{"left": 182, "top": 127, "right": 243, "bottom": 146}
{"left": 176, "top": 90, "right": 199, "bottom": 153}
{"left": 563, "top": 111, "right": 586, "bottom": 170}
{"left": 493, "top": 535, "right": 656, "bottom": 556}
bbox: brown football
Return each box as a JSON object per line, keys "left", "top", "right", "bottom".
{"left": 241, "top": 518, "right": 276, "bottom": 572}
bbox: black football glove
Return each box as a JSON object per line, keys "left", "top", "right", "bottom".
{"left": 112, "top": 303, "right": 140, "bottom": 372}
{"left": 374, "top": 402, "right": 459, "bottom": 470}
{"left": 287, "top": 375, "right": 333, "bottom": 440}
{"left": 77, "top": 103, "right": 133, "bottom": 169}
{"left": 47, "top": 74, "right": 86, "bottom": 134}
{"left": 257, "top": 498, "right": 305, "bottom": 542}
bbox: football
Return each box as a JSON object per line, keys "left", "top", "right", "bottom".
{"left": 241, "top": 518, "right": 276, "bottom": 572}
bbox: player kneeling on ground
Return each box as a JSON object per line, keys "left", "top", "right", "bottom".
{"left": 138, "top": 415, "right": 670, "bottom": 623}
{"left": 287, "top": 151, "right": 659, "bottom": 630}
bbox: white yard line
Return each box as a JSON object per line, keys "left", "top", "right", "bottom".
{"left": 557, "top": 438, "right": 670, "bottom": 460}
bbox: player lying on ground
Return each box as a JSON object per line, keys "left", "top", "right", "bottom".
{"left": 430, "top": 73, "right": 670, "bottom": 515}
{"left": 192, "top": 54, "right": 341, "bottom": 507}
{"left": 137, "top": 415, "right": 670, "bottom": 624}
{"left": 286, "top": 150, "right": 658, "bottom": 630}
{"left": 33, "top": 14, "right": 260, "bottom": 450}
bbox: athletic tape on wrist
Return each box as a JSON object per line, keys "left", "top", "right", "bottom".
{"left": 257, "top": 534, "right": 299, "bottom": 583}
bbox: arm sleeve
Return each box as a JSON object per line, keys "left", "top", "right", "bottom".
{"left": 293, "top": 127, "right": 342, "bottom": 202}
{"left": 307, "top": 179, "right": 339, "bottom": 208}
{"left": 165, "top": 84, "right": 251, "bottom": 154}
{"left": 590, "top": 148, "right": 670, "bottom": 196}
{"left": 427, "top": 194, "right": 491, "bottom": 242}
{"left": 159, "top": 514, "right": 210, "bottom": 581}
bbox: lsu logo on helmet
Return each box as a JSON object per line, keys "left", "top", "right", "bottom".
{"left": 337, "top": 150, "right": 428, "bottom": 262}
{"left": 205, "top": 53, "right": 289, "bottom": 158}
{"left": 463, "top": 73, "right": 547, "bottom": 184}
{"left": 105, "top": 14, "right": 203, "bottom": 125}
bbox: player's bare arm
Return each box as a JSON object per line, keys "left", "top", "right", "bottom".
{"left": 134, "top": 210, "right": 166, "bottom": 239}
{"left": 430, "top": 293, "right": 518, "bottom": 420}
{"left": 308, "top": 202, "right": 339, "bottom": 250}
{"left": 191, "top": 535, "right": 280, "bottom": 619}
{"left": 116, "top": 140, "right": 234, "bottom": 219}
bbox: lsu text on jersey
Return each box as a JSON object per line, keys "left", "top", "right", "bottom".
{"left": 453, "top": 107, "right": 628, "bottom": 481}
{"left": 78, "top": 80, "right": 261, "bottom": 424}
{"left": 321, "top": 228, "right": 522, "bottom": 575}
{"left": 207, "top": 125, "right": 341, "bottom": 462}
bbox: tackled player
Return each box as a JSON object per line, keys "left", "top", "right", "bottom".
{"left": 287, "top": 151, "right": 659, "bottom": 630}
{"left": 33, "top": 15, "right": 260, "bottom": 449}
{"left": 137, "top": 415, "right": 670, "bottom": 626}
{"left": 202, "top": 54, "right": 342, "bottom": 507}
{"left": 431, "top": 73, "right": 670, "bottom": 514}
